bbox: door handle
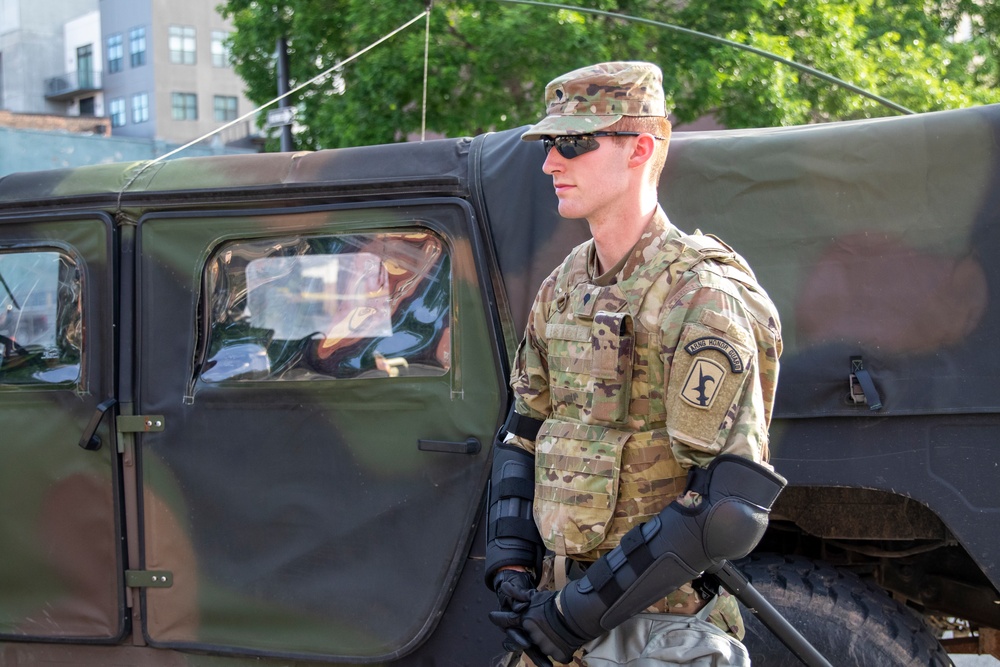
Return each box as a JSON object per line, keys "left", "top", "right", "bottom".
{"left": 417, "top": 437, "right": 481, "bottom": 455}
{"left": 79, "top": 398, "right": 117, "bottom": 451}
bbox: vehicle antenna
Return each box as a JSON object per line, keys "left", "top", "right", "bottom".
{"left": 422, "top": 2, "right": 433, "bottom": 141}
{"left": 492, "top": 0, "right": 915, "bottom": 116}
{"left": 114, "top": 10, "right": 429, "bottom": 216}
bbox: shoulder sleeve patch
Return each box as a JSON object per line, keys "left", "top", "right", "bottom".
{"left": 667, "top": 323, "right": 753, "bottom": 454}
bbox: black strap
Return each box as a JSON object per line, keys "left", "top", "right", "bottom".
{"left": 504, "top": 407, "right": 544, "bottom": 441}
{"left": 693, "top": 574, "right": 720, "bottom": 601}
{"left": 686, "top": 465, "right": 712, "bottom": 496}
{"left": 586, "top": 558, "right": 623, "bottom": 608}
{"left": 497, "top": 476, "right": 535, "bottom": 502}
{"left": 851, "top": 356, "right": 883, "bottom": 411}
{"left": 493, "top": 516, "right": 543, "bottom": 542}
{"left": 619, "top": 529, "right": 654, "bottom": 575}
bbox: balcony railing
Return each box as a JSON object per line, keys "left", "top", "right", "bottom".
{"left": 44, "top": 71, "right": 103, "bottom": 100}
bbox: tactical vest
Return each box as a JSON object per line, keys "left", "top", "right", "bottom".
{"left": 532, "top": 229, "right": 770, "bottom": 561}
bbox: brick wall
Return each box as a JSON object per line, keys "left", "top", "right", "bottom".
{"left": 0, "top": 110, "right": 107, "bottom": 135}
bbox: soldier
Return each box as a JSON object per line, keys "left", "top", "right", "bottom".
{"left": 484, "top": 62, "right": 786, "bottom": 666}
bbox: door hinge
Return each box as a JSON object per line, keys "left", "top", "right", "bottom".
{"left": 117, "top": 415, "right": 165, "bottom": 433}
{"left": 125, "top": 570, "right": 173, "bottom": 588}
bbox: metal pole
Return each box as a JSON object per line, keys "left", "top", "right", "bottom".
{"left": 276, "top": 36, "right": 294, "bottom": 152}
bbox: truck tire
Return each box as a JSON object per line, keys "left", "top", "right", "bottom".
{"left": 736, "top": 553, "right": 953, "bottom": 667}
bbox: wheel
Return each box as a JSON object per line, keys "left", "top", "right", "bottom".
{"left": 736, "top": 553, "right": 953, "bottom": 667}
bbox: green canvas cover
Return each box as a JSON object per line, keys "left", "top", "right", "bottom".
{"left": 656, "top": 105, "right": 1000, "bottom": 418}
{"left": 475, "top": 105, "right": 1000, "bottom": 417}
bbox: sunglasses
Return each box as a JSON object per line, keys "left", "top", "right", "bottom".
{"left": 541, "top": 132, "right": 665, "bottom": 159}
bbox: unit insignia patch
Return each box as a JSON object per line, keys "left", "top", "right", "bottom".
{"left": 683, "top": 336, "right": 745, "bottom": 373}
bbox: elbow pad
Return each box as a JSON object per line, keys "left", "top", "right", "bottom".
{"left": 484, "top": 410, "right": 545, "bottom": 589}
{"left": 559, "top": 455, "right": 786, "bottom": 637}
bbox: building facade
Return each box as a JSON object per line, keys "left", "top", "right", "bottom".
{"left": 0, "top": 0, "right": 98, "bottom": 114}
{"left": 99, "top": 0, "right": 255, "bottom": 146}
{"left": 0, "top": 0, "right": 256, "bottom": 147}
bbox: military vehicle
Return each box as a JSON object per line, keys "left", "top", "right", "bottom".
{"left": 0, "top": 102, "right": 997, "bottom": 666}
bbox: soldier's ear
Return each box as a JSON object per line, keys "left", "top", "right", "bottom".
{"left": 627, "top": 134, "right": 657, "bottom": 169}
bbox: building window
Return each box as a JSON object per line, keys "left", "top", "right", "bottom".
{"left": 169, "top": 25, "right": 196, "bottom": 65}
{"left": 132, "top": 92, "right": 149, "bottom": 124}
{"left": 130, "top": 26, "right": 146, "bottom": 67}
{"left": 214, "top": 95, "right": 237, "bottom": 122}
{"left": 76, "top": 44, "right": 94, "bottom": 89}
{"left": 107, "top": 34, "right": 123, "bottom": 74}
{"left": 171, "top": 92, "right": 198, "bottom": 120}
{"left": 109, "top": 97, "right": 126, "bottom": 127}
{"left": 211, "top": 30, "right": 230, "bottom": 67}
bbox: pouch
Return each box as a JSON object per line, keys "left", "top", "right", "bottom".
{"left": 589, "top": 311, "right": 634, "bottom": 425}
{"left": 533, "top": 420, "right": 631, "bottom": 555}
{"left": 582, "top": 611, "right": 749, "bottom": 667}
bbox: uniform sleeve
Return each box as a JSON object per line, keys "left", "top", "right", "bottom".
{"left": 508, "top": 269, "right": 559, "bottom": 455}
{"left": 660, "top": 279, "right": 771, "bottom": 469}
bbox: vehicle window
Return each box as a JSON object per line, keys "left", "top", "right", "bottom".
{"left": 0, "top": 250, "right": 82, "bottom": 385}
{"left": 200, "top": 230, "right": 451, "bottom": 382}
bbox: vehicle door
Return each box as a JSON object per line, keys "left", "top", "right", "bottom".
{"left": 0, "top": 213, "right": 124, "bottom": 642}
{"left": 134, "top": 199, "right": 505, "bottom": 660}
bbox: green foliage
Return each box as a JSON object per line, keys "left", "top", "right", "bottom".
{"left": 217, "top": 0, "right": 1000, "bottom": 150}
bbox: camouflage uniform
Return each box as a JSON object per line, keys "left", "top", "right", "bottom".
{"left": 505, "top": 62, "right": 782, "bottom": 666}
{"left": 508, "top": 208, "right": 780, "bottom": 662}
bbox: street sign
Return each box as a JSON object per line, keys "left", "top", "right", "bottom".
{"left": 265, "top": 107, "right": 295, "bottom": 129}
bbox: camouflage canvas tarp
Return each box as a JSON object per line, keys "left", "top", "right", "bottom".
{"left": 478, "top": 104, "right": 1000, "bottom": 419}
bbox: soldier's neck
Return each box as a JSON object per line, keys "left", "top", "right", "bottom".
{"left": 589, "top": 195, "right": 658, "bottom": 274}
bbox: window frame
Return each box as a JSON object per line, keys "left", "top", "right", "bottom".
{"left": 109, "top": 97, "right": 126, "bottom": 128}
{"left": 0, "top": 246, "right": 84, "bottom": 389}
{"left": 168, "top": 24, "right": 196, "bottom": 65}
{"left": 211, "top": 30, "right": 230, "bottom": 68}
{"left": 106, "top": 33, "right": 123, "bottom": 74}
{"left": 171, "top": 92, "right": 198, "bottom": 121}
{"left": 199, "top": 229, "right": 453, "bottom": 385}
{"left": 129, "top": 26, "right": 147, "bottom": 67}
{"left": 131, "top": 92, "right": 149, "bottom": 124}
{"left": 213, "top": 94, "right": 237, "bottom": 122}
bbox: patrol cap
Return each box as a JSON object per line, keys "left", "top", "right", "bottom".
{"left": 521, "top": 61, "right": 666, "bottom": 141}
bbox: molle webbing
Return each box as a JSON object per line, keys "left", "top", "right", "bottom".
{"left": 601, "top": 431, "right": 686, "bottom": 556}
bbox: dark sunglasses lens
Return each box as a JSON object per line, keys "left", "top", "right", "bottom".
{"left": 550, "top": 135, "right": 598, "bottom": 159}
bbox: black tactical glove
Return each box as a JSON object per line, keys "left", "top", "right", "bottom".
{"left": 493, "top": 568, "right": 535, "bottom": 613}
{"left": 489, "top": 583, "right": 592, "bottom": 665}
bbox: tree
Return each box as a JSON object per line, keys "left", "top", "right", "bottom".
{"left": 218, "top": 0, "right": 1000, "bottom": 150}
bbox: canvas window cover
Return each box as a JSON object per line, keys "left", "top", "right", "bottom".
{"left": 200, "top": 230, "right": 451, "bottom": 383}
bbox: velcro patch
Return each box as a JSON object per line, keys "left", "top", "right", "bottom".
{"left": 684, "top": 336, "right": 744, "bottom": 373}
{"left": 680, "top": 358, "right": 727, "bottom": 410}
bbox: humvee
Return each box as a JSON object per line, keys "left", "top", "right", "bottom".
{"left": 0, "top": 102, "right": 997, "bottom": 666}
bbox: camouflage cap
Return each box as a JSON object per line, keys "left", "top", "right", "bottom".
{"left": 521, "top": 61, "right": 666, "bottom": 142}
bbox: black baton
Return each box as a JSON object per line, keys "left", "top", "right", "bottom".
{"left": 708, "top": 560, "right": 833, "bottom": 667}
